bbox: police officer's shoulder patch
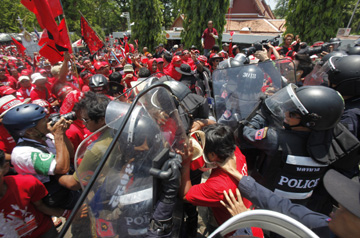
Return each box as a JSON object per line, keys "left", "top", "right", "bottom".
{"left": 255, "top": 127, "right": 268, "bottom": 140}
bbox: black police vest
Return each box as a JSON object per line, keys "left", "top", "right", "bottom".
{"left": 261, "top": 129, "right": 328, "bottom": 202}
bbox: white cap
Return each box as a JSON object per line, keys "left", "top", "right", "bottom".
{"left": 31, "top": 73, "right": 46, "bottom": 83}
{"left": 18, "top": 75, "right": 30, "bottom": 82}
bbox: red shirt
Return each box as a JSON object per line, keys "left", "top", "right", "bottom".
{"left": 60, "top": 90, "right": 84, "bottom": 114}
{"left": 164, "top": 64, "right": 181, "bottom": 81}
{"left": 0, "top": 175, "right": 53, "bottom": 238}
{"left": 30, "top": 87, "right": 56, "bottom": 103}
{"left": 0, "top": 124, "right": 16, "bottom": 154}
{"left": 0, "top": 75, "right": 18, "bottom": 89}
{"left": 202, "top": 27, "right": 218, "bottom": 50}
{"left": 16, "top": 86, "right": 34, "bottom": 101}
{"left": 122, "top": 73, "right": 138, "bottom": 88}
{"left": 186, "top": 147, "right": 263, "bottom": 237}
{"left": 66, "top": 119, "right": 91, "bottom": 155}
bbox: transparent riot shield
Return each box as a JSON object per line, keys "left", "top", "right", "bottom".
{"left": 60, "top": 84, "right": 187, "bottom": 238}
{"left": 212, "top": 59, "right": 296, "bottom": 130}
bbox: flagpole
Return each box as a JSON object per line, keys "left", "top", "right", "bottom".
{"left": 58, "top": 0, "right": 80, "bottom": 88}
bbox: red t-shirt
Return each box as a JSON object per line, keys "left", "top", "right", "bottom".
{"left": 66, "top": 119, "right": 91, "bottom": 157}
{"left": 164, "top": 64, "right": 182, "bottom": 81}
{"left": 0, "top": 75, "right": 18, "bottom": 89}
{"left": 0, "top": 175, "right": 53, "bottom": 238}
{"left": 30, "top": 87, "right": 56, "bottom": 103}
{"left": 16, "top": 86, "right": 34, "bottom": 101}
{"left": 59, "top": 90, "right": 84, "bottom": 115}
{"left": 202, "top": 27, "right": 218, "bottom": 50}
{"left": 186, "top": 147, "right": 263, "bottom": 237}
{"left": 0, "top": 124, "right": 16, "bottom": 154}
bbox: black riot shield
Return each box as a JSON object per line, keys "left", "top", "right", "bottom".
{"left": 59, "top": 84, "right": 187, "bottom": 238}
{"left": 212, "top": 59, "right": 296, "bottom": 130}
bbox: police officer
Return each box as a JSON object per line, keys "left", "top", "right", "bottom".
{"left": 242, "top": 84, "right": 359, "bottom": 207}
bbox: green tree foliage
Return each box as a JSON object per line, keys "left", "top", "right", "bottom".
{"left": 130, "top": 0, "right": 165, "bottom": 50}
{"left": 343, "top": 0, "right": 360, "bottom": 34}
{"left": 160, "top": 0, "right": 180, "bottom": 29}
{"left": 273, "top": 0, "right": 289, "bottom": 19}
{"left": 285, "top": 0, "right": 350, "bottom": 43}
{"left": 179, "top": 0, "right": 230, "bottom": 50}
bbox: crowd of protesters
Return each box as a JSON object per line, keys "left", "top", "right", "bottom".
{"left": 1, "top": 19, "right": 360, "bottom": 238}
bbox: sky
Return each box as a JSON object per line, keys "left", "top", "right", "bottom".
{"left": 265, "top": 0, "right": 277, "bottom": 10}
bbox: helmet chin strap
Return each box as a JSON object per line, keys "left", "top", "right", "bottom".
{"left": 283, "top": 121, "right": 302, "bottom": 130}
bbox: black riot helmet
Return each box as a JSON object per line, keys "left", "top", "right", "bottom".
{"left": 236, "top": 64, "right": 264, "bottom": 92}
{"left": 321, "top": 51, "right": 348, "bottom": 65}
{"left": 217, "top": 57, "right": 245, "bottom": 70}
{"left": 265, "top": 84, "right": 344, "bottom": 131}
{"left": 89, "top": 74, "right": 109, "bottom": 93}
{"left": 347, "top": 46, "right": 360, "bottom": 55}
{"left": 326, "top": 55, "right": 360, "bottom": 96}
{"left": 163, "top": 80, "right": 191, "bottom": 106}
{"left": 234, "top": 53, "right": 250, "bottom": 64}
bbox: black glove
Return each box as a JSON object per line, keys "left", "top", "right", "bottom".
{"left": 160, "top": 155, "right": 182, "bottom": 204}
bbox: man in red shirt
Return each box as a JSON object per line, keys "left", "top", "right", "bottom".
{"left": 0, "top": 151, "right": 69, "bottom": 237}
{"left": 201, "top": 21, "right": 218, "bottom": 56}
{"left": 180, "top": 124, "right": 262, "bottom": 237}
{"left": 30, "top": 73, "right": 58, "bottom": 108}
{"left": 0, "top": 67, "right": 17, "bottom": 90}
{"left": 16, "top": 75, "right": 34, "bottom": 101}
{"left": 164, "top": 56, "right": 182, "bottom": 81}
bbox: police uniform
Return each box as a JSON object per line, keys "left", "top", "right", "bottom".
{"left": 243, "top": 114, "right": 327, "bottom": 204}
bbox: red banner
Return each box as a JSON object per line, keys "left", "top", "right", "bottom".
{"left": 11, "top": 37, "right": 26, "bottom": 55}
{"left": 21, "top": 0, "right": 63, "bottom": 45}
{"left": 80, "top": 16, "right": 104, "bottom": 54}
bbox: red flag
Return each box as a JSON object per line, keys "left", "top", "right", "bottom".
{"left": 80, "top": 16, "right": 104, "bottom": 54}
{"left": 38, "top": 29, "right": 49, "bottom": 46}
{"left": 21, "top": 0, "right": 63, "bottom": 46}
{"left": 39, "top": 41, "right": 64, "bottom": 64}
{"left": 11, "top": 37, "right": 26, "bottom": 55}
{"left": 58, "top": 19, "right": 72, "bottom": 53}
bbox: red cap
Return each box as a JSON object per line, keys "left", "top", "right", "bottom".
{"left": 94, "top": 61, "right": 104, "bottom": 70}
{"left": 156, "top": 58, "right": 164, "bottom": 63}
{"left": 172, "top": 56, "right": 182, "bottom": 64}
{"left": 39, "top": 69, "right": 46, "bottom": 74}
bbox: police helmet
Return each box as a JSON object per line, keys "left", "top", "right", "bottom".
{"left": 89, "top": 74, "right": 108, "bottom": 92}
{"left": 347, "top": 46, "right": 360, "bottom": 55}
{"left": 321, "top": 51, "right": 347, "bottom": 64}
{"left": 327, "top": 55, "right": 360, "bottom": 96}
{"left": 2, "top": 104, "right": 47, "bottom": 137}
{"left": 295, "top": 86, "right": 344, "bottom": 130}
{"left": 234, "top": 53, "right": 250, "bottom": 64}
{"left": 237, "top": 64, "right": 264, "bottom": 92}
{"left": 265, "top": 84, "right": 344, "bottom": 131}
{"left": 163, "top": 80, "right": 191, "bottom": 104}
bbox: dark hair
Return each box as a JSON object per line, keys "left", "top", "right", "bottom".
{"left": 109, "top": 72, "right": 122, "bottom": 83}
{"left": 212, "top": 44, "right": 220, "bottom": 52}
{"left": 80, "top": 70, "right": 91, "bottom": 79}
{"left": 0, "top": 150, "right": 5, "bottom": 167}
{"left": 163, "top": 52, "right": 172, "bottom": 63}
{"left": 77, "top": 91, "right": 110, "bottom": 123}
{"left": 203, "top": 124, "right": 235, "bottom": 161}
{"left": 138, "top": 67, "right": 151, "bottom": 77}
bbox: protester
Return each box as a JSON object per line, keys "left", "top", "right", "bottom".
{"left": 201, "top": 20, "right": 218, "bottom": 56}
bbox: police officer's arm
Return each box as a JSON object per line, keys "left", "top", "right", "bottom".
{"left": 219, "top": 163, "right": 330, "bottom": 235}
{"left": 48, "top": 118, "right": 72, "bottom": 174}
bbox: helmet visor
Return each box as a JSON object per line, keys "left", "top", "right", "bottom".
{"left": 303, "top": 56, "right": 341, "bottom": 86}
{"left": 265, "top": 84, "right": 308, "bottom": 120}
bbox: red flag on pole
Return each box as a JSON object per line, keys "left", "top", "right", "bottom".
{"left": 80, "top": 16, "right": 104, "bottom": 54}
{"left": 21, "top": 0, "right": 62, "bottom": 45}
{"left": 11, "top": 37, "right": 26, "bottom": 55}
{"left": 57, "top": 19, "right": 72, "bottom": 53}
{"left": 39, "top": 41, "right": 64, "bottom": 64}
